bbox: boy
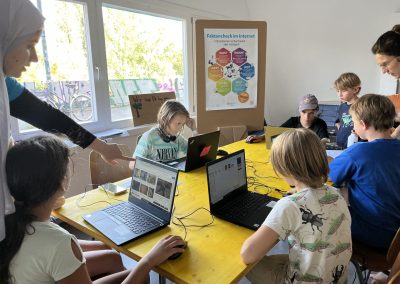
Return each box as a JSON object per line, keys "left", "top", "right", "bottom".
{"left": 241, "top": 129, "right": 351, "bottom": 283}
{"left": 329, "top": 94, "right": 400, "bottom": 249}
{"left": 334, "top": 72, "right": 362, "bottom": 148}
{"left": 246, "top": 94, "right": 329, "bottom": 143}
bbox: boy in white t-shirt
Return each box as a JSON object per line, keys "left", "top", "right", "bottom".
{"left": 241, "top": 128, "right": 352, "bottom": 283}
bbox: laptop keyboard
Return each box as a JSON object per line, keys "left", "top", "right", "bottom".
{"left": 217, "top": 193, "right": 272, "bottom": 218}
{"left": 104, "top": 203, "right": 161, "bottom": 234}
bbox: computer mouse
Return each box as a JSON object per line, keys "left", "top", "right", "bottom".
{"left": 217, "top": 149, "right": 229, "bottom": 156}
{"left": 168, "top": 244, "right": 186, "bottom": 260}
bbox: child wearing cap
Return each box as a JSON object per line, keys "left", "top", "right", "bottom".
{"left": 281, "top": 94, "right": 329, "bottom": 141}
{"left": 246, "top": 94, "right": 329, "bottom": 143}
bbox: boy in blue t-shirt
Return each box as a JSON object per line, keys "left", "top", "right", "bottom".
{"left": 329, "top": 94, "right": 400, "bottom": 249}
{"left": 334, "top": 73, "right": 361, "bottom": 148}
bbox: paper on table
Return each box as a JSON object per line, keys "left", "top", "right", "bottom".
{"left": 326, "top": 150, "right": 343, "bottom": 159}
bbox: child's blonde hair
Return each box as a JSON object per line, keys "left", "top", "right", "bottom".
{"left": 334, "top": 72, "right": 361, "bottom": 91}
{"left": 157, "top": 100, "right": 189, "bottom": 131}
{"left": 270, "top": 128, "right": 328, "bottom": 188}
{"left": 350, "top": 94, "right": 395, "bottom": 131}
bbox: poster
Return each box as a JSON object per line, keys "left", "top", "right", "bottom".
{"left": 204, "top": 28, "right": 258, "bottom": 111}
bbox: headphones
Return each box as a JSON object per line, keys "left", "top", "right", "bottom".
{"left": 157, "top": 127, "right": 177, "bottom": 143}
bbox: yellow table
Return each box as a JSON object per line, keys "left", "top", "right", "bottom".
{"left": 53, "top": 140, "right": 290, "bottom": 284}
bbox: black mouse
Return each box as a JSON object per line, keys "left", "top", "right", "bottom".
{"left": 168, "top": 244, "right": 186, "bottom": 260}
{"left": 217, "top": 149, "right": 228, "bottom": 156}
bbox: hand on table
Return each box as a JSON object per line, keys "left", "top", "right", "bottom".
{"left": 245, "top": 135, "right": 264, "bottom": 143}
{"left": 142, "top": 235, "right": 186, "bottom": 266}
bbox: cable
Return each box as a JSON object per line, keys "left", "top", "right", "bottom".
{"left": 172, "top": 207, "right": 215, "bottom": 241}
{"left": 245, "top": 159, "right": 280, "bottom": 180}
{"left": 75, "top": 183, "right": 125, "bottom": 208}
{"left": 245, "top": 160, "right": 287, "bottom": 197}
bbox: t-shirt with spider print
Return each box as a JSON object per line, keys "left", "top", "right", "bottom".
{"left": 263, "top": 185, "right": 351, "bottom": 284}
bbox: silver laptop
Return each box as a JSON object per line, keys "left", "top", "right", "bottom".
{"left": 83, "top": 156, "right": 179, "bottom": 245}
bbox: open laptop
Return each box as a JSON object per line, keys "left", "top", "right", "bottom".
{"left": 165, "top": 130, "right": 220, "bottom": 172}
{"left": 206, "top": 149, "right": 279, "bottom": 230}
{"left": 264, "top": 126, "right": 292, "bottom": 149}
{"left": 83, "top": 156, "right": 178, "bottom": 245}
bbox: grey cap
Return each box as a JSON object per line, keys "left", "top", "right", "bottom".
{"left": 299, "top": 94, "right": 319, "bottom": 112}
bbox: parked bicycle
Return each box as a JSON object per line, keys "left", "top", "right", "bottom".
{"left": 34, "top": 81, "right": 93, "bottom": 122}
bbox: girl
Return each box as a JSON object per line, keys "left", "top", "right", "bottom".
{"left": 241, "top": 128, "right": 351, "bottom": 283}
{"left": 0, "top": 135, "right": 185, "bottom": 284}
{"left": 130, "top": 99, "right": 195, "bottom": 168}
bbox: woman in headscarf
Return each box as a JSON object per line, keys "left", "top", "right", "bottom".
{"left": 0, "top": 0, "right": 133, "bottom": 241}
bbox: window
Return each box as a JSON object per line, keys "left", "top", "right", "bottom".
{"left": 11, "top": 0, "right": 191, "bottom": 140}
{"left": 102, "top": 5, "right": 185, "bottom": 121}
{"left": 17, "top": 0, "right": 94, "bottom": 133}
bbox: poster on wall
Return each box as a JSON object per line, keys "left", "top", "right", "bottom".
{"left": 204, "top": 28, "right": 258, "bottom": 111}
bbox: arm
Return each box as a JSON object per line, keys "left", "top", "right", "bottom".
{"left": 328, "top": 151, "right": 356, "bottom": 185}
{"left": 241, "top": 198, "right": 296, "bottom": 264}
{"left": 120, "top": 235, "right": 185, "bottom": 284}
{"left": 9, "top": 84, "right": 133, "bottom": 164}
{"left": 241, "top": 225, "right": 279, "bottom": 264}
{"left": 57, "top": 240, "right": 92, "bottom": 284}
{"left": 10, "top": 87, "right": 96, "bottom": 148}
{"left": 88, "top": 139, "right": 134, "bottom": 165}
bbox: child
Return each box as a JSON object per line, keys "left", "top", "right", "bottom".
{"left": 0, "top": 135, "right": 185, "bottom": 284}
{"left": 241, "top": 128, "right": 351, "bottom": 284}
{"left": 245, "top": 94, "right": 329, "bottom": 143}
{"left": 130, "top": 100, "right": 195, "bottom": 168}
{"left": 329, "top": 94, "right": 400, "bottom": 249}
{"left": 334, "top": 72, "right": 362, "bottom": 148}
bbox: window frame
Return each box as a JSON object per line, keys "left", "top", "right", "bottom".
{"left": 10, "top": 0, "right": 195, "bottom": 140}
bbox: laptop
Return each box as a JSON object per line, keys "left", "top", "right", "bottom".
{"left": 264, "top": 126, "right": 292, "bottom": 149}
{"left": 206, "top": 149, "right": 279, "bottom": 230}
{"left": 165, "top": 130, "right": 220, "bottom": 172}
{"left": 83, "top": 156, "right": 178, "bottom": 245}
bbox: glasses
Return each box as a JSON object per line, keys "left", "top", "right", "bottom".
{"left": 378, "top": 57, "right": 398, "bottom": 68}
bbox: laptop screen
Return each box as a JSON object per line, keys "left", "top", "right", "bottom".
{"left": 207, "top": 150, "right": 247, "bottom": 205}
{"left": 130, "top": 157, "right": 177, "bottom": 213}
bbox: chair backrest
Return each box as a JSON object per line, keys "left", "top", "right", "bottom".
{"left": 89, "top": 150, "right": 132, "bottom": 187}
{"left": 388, "top": 228, "right": 400, "bottom": 265}
{"left": 388, "top": 253, "right": 400, "bottom": 284}
{"left": 387, "top": 228, "right": 400, "bottom": 284}
{"left": 387, "top": 94, "right": 400, "bottom": 112}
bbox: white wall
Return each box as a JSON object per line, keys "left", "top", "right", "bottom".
{"left": 158, "top": 0, "right": 250, "bottom": 20}
{"left": 246, "top": 0, "right": 400, "bottom": 124}
{"left": 67, "top": 0, "right": 250, "bottom": 196}
{"left": 69, "top": 0, "right": 400, "bottom": 195}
